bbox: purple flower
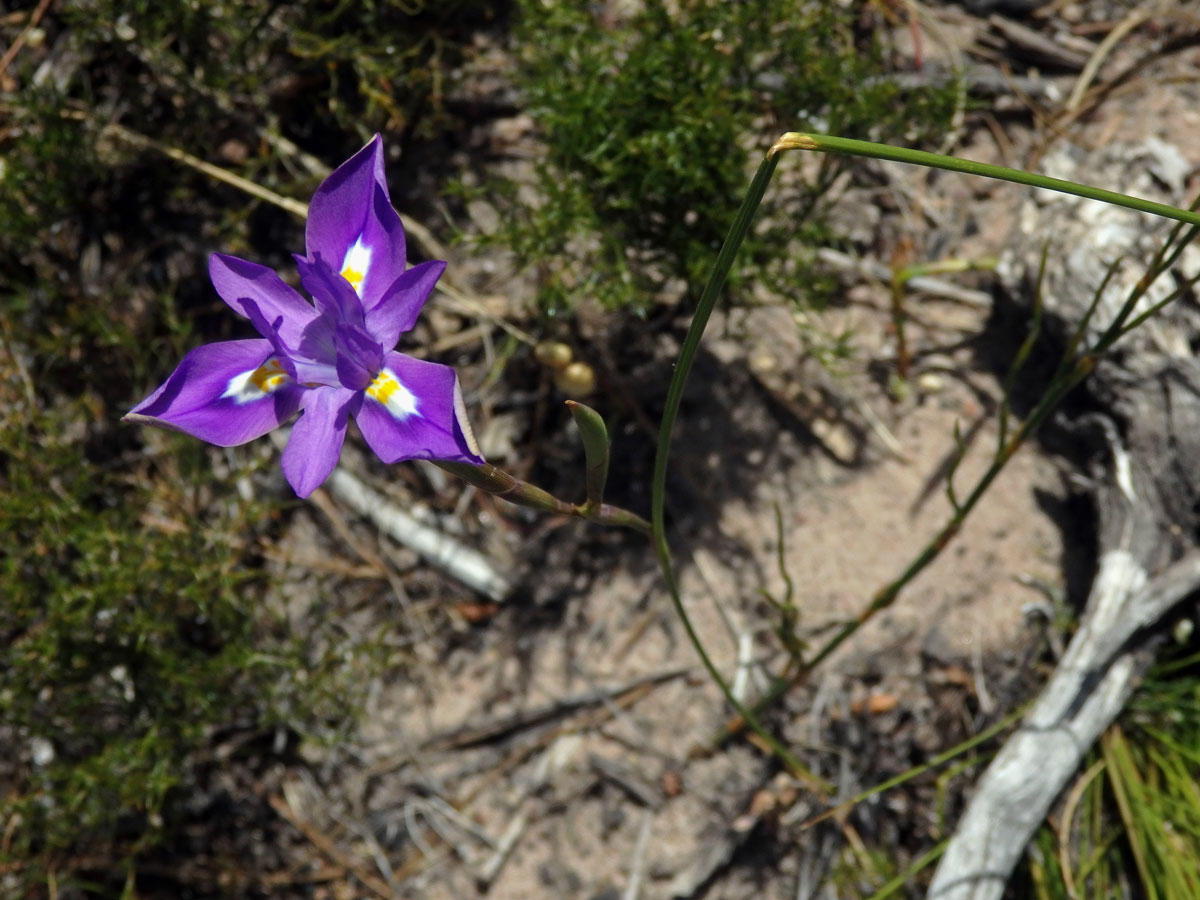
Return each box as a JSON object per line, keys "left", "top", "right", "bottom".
{"left": 125, "top": 136, "right": 484, "bottom": 497}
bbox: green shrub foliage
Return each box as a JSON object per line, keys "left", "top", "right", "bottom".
{"left": 492, "top": 0, "right": 959, "bottom": 313}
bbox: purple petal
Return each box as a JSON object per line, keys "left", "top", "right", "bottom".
{"left": 355, "top": 352, "right": 484, "bottom": 464}
{"left": 333, "top": 322, "right": 383, "bottom": 391}
{"left": 293, "top": 314, "right": 338, "bottom": 376}
{"left": 290, "top": 354, "right": 340, "bottom": 389}
{"left": 365, "top": 259, "right": 445, "bottom": 350}
{"left": 348, "top": 183, "right": 408, "bottom": 307}
{"left": 307, "top": 139, "right": 386, "bottom": 264}
{"left": 305, "top": 136, "right": 407, "bottom": 306}
{"left": 123, "top": 340, "right": 303, "bottom": 447}
{"left": 241, "top": 299, "right": 297, "bottom": 379}
{"left": 281, "top": 386, "right": 359, "bottom": 497}
{"left": 296, "top": 254, "right": 365, "bottom": 327}
{"left": 209, "top": 254, "right": 317, "bottom": 349}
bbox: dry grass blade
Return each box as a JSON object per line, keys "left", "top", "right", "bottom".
{"left": 0, "top": 0, "right": 53, "bottom": 82}
{"left": 1056, "top": 757, "right": 1106, "bottom": 900}
{"left": 268, "top": 794, "right": 396, "bottom": 900}
{"left": 1063, "top": 2, "right": 1160, "bottom": 112}
{"left": 421, "top": 667, "right": 690, "bottom": 752}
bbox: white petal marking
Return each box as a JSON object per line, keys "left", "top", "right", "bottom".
{"left": 340, "top": 237, "right": 372, "bottom": 296}
{"left": 366, "top": 368, "right": 419, "bottom": 420}
{"left": 222, "top": 357, "right": 290, "bottom": 405}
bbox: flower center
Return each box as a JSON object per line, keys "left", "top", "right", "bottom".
{"left": 250, "top": 358, "right": 288, "bottom": 392}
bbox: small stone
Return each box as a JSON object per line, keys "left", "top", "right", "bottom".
{"left": 30, "top": 737, "right": 55, "bottom": 767}
{"left": 114, "top": 17, "right": 137, "bottom": 41}
{"left": 917, "top": 371, "right": 945, "bottom": 394}
{"left": 218, "top": 139, "right": 250, "bottom": 166}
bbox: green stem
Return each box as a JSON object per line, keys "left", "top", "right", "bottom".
{"left": 436, "top": 460, "right": 576, "bottom": 515}
{"left": 434, "top": 460, "right": 651, "bottom": 536}
{"left": 730, "top": 364, "right": 1088, "bottom": 737}
{"left": 775, "top": 133, "right": 1200, "bottom": 227}
{"left": 721, "top": 198, "right": 1199, "bottom": 747}
{"left": 585, "top": 502, "right": 653, "bottom": 535}
{"left": 868, "top": 839, "right": 951, "bottom": 900}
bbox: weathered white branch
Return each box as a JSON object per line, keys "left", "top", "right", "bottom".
{"left": 926, "top": 548, "right": 1200, "bottom": 899}
{"left": 326, "top": 467, "right": 514, "bottom": 602}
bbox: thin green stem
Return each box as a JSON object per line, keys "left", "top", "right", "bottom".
{"left": 997, "top": 250, "right": 1044, "bottom": 451}
{"left": 776, "top": 133, "right": 1200, "bottom": 228}
{"left": 801, "top": 200, "right": 1200, "bottom": 669}
{"left": 651, "top": 150, "right": 781, "bottom": 539}
{"left": 747, "top": 362, "right": 1090, "bottom": 720}
{"left": 436, "top": 460, "right": 577, "bottom": 515}
{"left": 867, "top": 839, "right": 950, "bottom": 900}
{"left": 804, "top": 701, "right": 1026, "bottom": 829}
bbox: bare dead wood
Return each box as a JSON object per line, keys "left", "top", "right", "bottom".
{"left": 985, "top": 14, "right": 1092, "bottom": 70}
{"left": 927, "top": 542, "right": 1200, "bottom": 899}
{"left": 326, "top": 467, "right": 515, "bottom": 602}
{"left": 473, "top": 803, "right": 530, "bottom": 888}
{"left": 590, "top": 754, "right": 664, "bottom": 809}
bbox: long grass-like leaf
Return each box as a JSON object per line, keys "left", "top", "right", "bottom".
{"left": 867, "top": 838, "right": 949, "bottom": 900}
{"left": 648, "top": 149, "right": 828, "bottom": 788}
{"left": 775, "top": 133, "right": 1200, "bottom": 228}
{"left": 1102, "top": 727, "right": 1157, "bottom": 900}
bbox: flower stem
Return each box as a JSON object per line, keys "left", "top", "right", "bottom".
{"left": 433, "top": 460, "right": 651, "bottom": 536}
{"left": 710, "top": 171, "right": 1200, "bottom": 749}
